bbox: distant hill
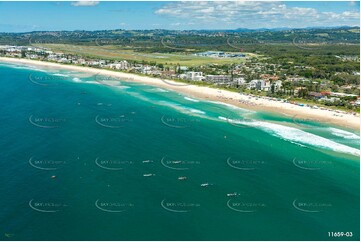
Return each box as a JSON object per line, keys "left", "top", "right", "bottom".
{"left": 0, "top": 26, "right": 359, "bottom": 51}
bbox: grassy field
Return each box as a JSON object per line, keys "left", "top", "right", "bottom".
{"left": 34, "top": 44, "right": 256, "bottom": 66}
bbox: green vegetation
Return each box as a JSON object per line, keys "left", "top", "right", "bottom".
{"left": 33, "top": 43, "right": 250, "bottom": 66}
{"left": 1, "top": 26, "right": 359, "bottom": 112}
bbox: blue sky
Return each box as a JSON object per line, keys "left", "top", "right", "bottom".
{"left": 0, "top": 1, "right": 359, "bottom": 32}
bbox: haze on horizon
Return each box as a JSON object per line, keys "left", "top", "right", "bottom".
{"left": 0, "top": 1, "right": 360, "bottom": 32}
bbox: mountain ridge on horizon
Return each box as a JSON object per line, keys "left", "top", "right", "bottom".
{"left": 0, "top": 25, "right": 360, "bottom": 34}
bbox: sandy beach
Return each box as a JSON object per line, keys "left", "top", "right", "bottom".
{"left": 1, "top": 57, "right": 359, "bottom": 130}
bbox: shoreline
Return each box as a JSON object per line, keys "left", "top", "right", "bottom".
{"left": 1, "top": 57, "right": 360, "bottom": 130}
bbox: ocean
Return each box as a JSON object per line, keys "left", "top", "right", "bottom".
{"left": 0, "top": 62, "right": 359, "bottom": 241}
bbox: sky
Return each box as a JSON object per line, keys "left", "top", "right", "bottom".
{"left": 0, "top": 1, "right": 359, "bottom": 32}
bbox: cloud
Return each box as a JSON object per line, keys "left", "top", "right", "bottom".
{"left": 71, "top": 1, "right": 99, "bottom": 7}
{"left": 155, "top": 1, "right": 360, "bottom": 28}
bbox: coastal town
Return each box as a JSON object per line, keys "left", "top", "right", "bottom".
{"left": 0, "top": 44, "right": 359, "bottom": 113}
{"left": 0, "top": 2, "right": 360, "bottom": 241}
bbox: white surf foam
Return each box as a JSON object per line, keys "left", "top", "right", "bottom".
{"left": 328, "top": 128, "right": 359, "bottom": 140}
{"left": 85, "top": 81, "right": 101, "bottom": 85}
{"left": 115, "top": 85, "right": 131, "bottom": 89}
{"left": 1, "top": 64, "right": 47, "bottom": 72}
{"left": 184, "top": 97, "right": 200, "bottom": 102}
{"left": 149, "top": 88, "right": 169, "bottom": 93}
{"left": 188, "top": 108, "right": 205, "bottom": 114}
{"left": 219, "top": 117, "right": 360, "bottom": 156}
{"left": 158, "top": 101, "right": 206, "bottom": 115}
{"left": 52, "top": 73, "right": 69, "bottom": 77}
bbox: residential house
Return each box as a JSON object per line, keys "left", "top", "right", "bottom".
{"left": 184, "top": 71, "right": 204, "bottom": 81}
{"left": 205, "top": 75, "right": 231, "bottom": 83}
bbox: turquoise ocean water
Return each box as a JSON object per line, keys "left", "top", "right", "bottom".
{"left": 0, "top": 62, "right": 359, "bottom": 241}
